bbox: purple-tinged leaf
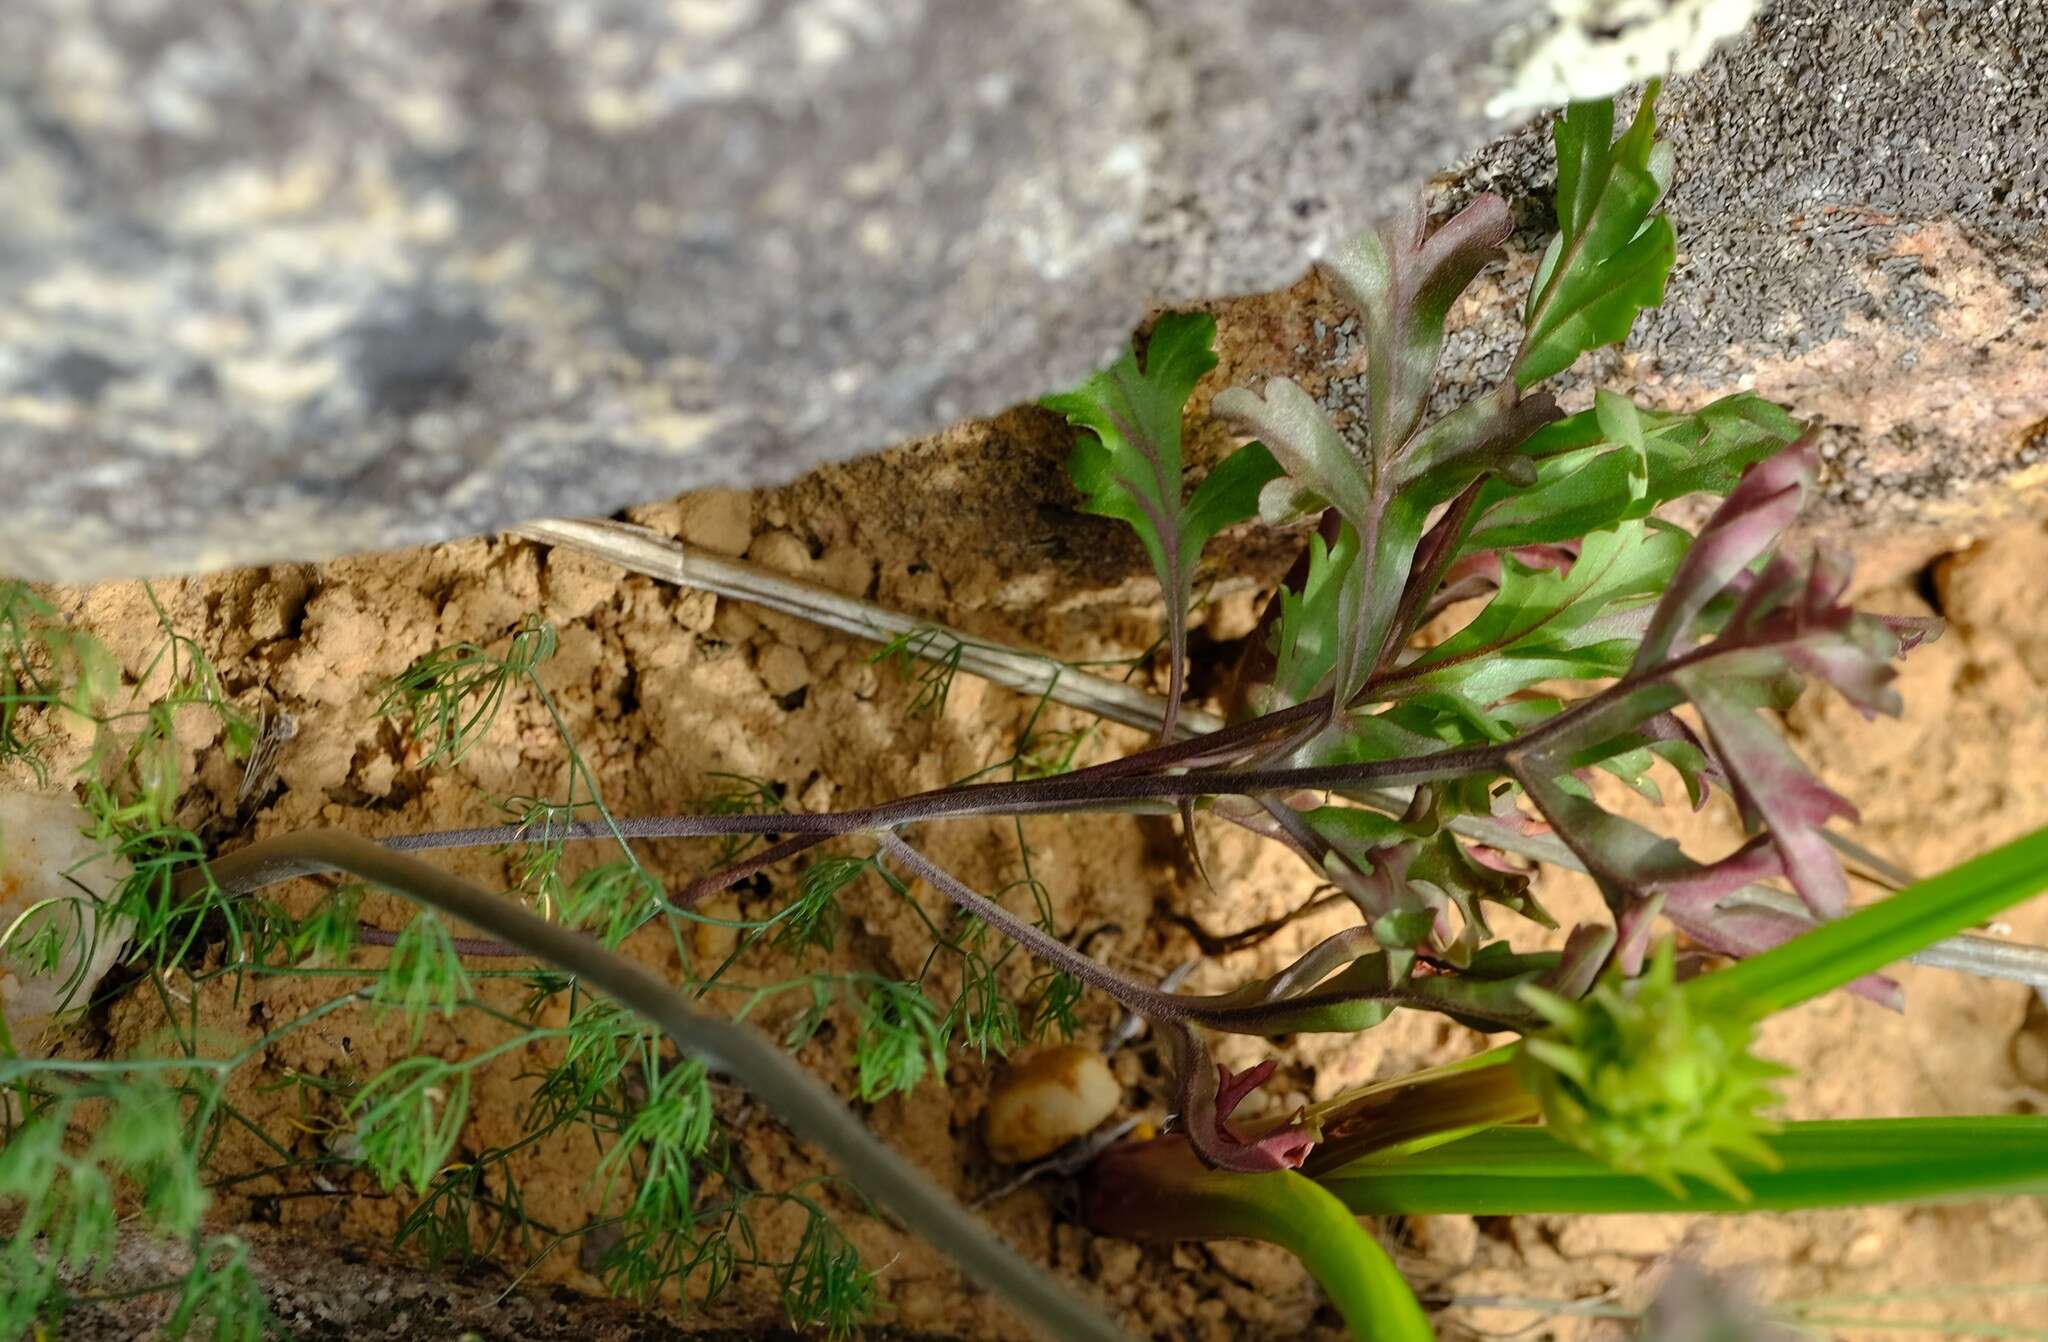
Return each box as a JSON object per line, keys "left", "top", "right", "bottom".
{"left": 1215, "top": 379, "right": 1373, "bottom": 527}
{"left": 1167, "top": 1027, "right": 1316, "bottom": 1172}
{"left": 1545, "top": 923, "right": 1619, "bottom": 1001}
{"left": 1660, "top": 899, "right": 1902, "bottom": 1009}
{"left": 1722, "top": 550, "right": 1904, "bottom": 718}
{"left": 1639, "top": 711, "right": 1723, "bottom": 809}
{"left": 1410, "top": 829, "right": 1552, "bottom": 961}
{"left": 1518, "top": 769, "right": 1792, "bottom": 970}
{"left": 1674, "top": 680, "right": 1858, "bottom": 918}
{"left": 1516, "top": 758, "right": 1902, "bottom": 1004}
{"left": 1395, "top": 386, "right": 1555, "bottom": 504}
{"left": 1633, "top": 438, "right": 1816, "bottom": 670}
{"left": 1223, "top": 193, "right": 1549, "bottom": 715}
{"left": 1048, "top": 313, "right": 1281, "bottom": 741}
{"left": 1323, "top": 194, "right": 1513, "bottom": 467}
{"left": 1489, "top": 438, "right": 1930, "bottom": 971}
{"left": 1878, "top": 612, "right": 1944, "bottom": 653}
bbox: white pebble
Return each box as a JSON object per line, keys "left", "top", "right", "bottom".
{"left": 1, "top": 792, "right": 133, "bottom": 1033}
{"left": 982, "top": 1043, "right": 1120, "bottom": 1163}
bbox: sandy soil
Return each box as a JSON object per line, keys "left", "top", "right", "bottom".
{"left": 11, "top": 385, "right": 2048, "bottom": 1339}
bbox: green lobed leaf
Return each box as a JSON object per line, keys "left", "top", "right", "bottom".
{"left": 1465, "top": 393, "right": 1803, "bottom": 551}
{"left": 1048, "top": 312, "right": 1280, "bottom": 733}
{"left": 1184, "top": 438, "right": 1283, "bottom": 551}
{"left": 1516, "top": 88, "right": 1678, "bottom": 388}
{"left": 1395, "top": 519, "right": 1688, "bottom": 708}
{"left": 1052, "top": 311, "right": 1207, "bottom": 580}
{"left": 1324, "top": 195, "right": 1515, "bottom": 467}
{"left": 1218, "top": 195, "right": 1546, "bottom": 716}
{"left": 1265, "top": 525, "right": 1358, "bottom": 710}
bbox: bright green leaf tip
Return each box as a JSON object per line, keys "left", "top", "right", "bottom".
{"left": 1516, "top": 941, "right": 1784, "bottom": 1200}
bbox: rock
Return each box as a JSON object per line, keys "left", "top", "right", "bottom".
{"left": 1441, "top": 0, "right": 2048, "bottom": 529}
{"left": 0, "top": 0, "right": 1553, "bottom": 582}
{"left": 2, "top": 0, "right": 2040, "bottom": 582}
{"left": 0, "top": 792, "right": 133, "bottom": 1035}
{"left": 983, "top": 1043, "right": 1121, "bottom": 1164}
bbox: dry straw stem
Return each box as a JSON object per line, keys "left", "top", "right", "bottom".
{"left": 513, "top": 518, "right": 1218, "bottom": 736}
{"left": 519, "top": 517, "right": 2048, "bottom": 991}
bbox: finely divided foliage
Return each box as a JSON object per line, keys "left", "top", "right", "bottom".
{"left": 4, "top": 84, "right": 2042, "bottom": 1342}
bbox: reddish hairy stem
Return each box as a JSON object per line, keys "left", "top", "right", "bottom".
{"left": 677, "top": 699, "right": 1330, "bottom": 905}
{"left": 875, "top": 833, "right": 1534, "bottom": 1034}
{"left": 385, "top": 743, "right": 1509, "bottom": 857}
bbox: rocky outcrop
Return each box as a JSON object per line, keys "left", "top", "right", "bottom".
{"left": 1, "top": 0, "right": 2041, "bottom": 581}
{"left": 1452, "top": 1, "right": 2048, "bottom": 520}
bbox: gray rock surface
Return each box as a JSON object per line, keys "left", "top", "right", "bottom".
{"left": 1, "top": 0, "right": 2042, "bottom": 581}
{"left": 0, "top": 0, "right": 1533, "bottom": 580}
{"left": 1445, "top": 0, "right": 2048, "bottom": 516}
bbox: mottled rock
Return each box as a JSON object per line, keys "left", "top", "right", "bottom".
{"left": 2, "top": 0, "right": 2041, "bottom": 582}
{"left": 1440, "top": 0, "right": 2048, "bottom": 523}
{"left": 0, "top": 0, "right": 1536, "bottom": 580}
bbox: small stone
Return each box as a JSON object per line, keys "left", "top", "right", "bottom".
{"left": 983, "top": 1043, "right": 1120, "bottom": 1163}
{"left": 815, "top": 542, "right": 875, "bottom": 598}
{"left": 0, "top": 793, "right": 134, "bottom": 1034}
{"left": 2011, "top": 1017, "right": 2048, "bottom": 1087}
{"left": 1844, "top": 1227, "right": 1887, "bottom": 1266}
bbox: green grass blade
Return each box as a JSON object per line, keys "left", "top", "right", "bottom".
{"left": 1241, "top": 1172, "right": 1435, "bottom": 1342}
{"left": 1319, "top": 1118, "right": 2048, "bottom": 1216}
{"left": 1085, "top": 1142, "right": 1432, "bottom": 1341}
{"left": 1690, "top": 824, "right": 2048, "bottom": 1018}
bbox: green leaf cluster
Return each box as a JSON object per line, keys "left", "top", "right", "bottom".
{"left": 1516, "top": 89, "right": 1677, "bottom": 386}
